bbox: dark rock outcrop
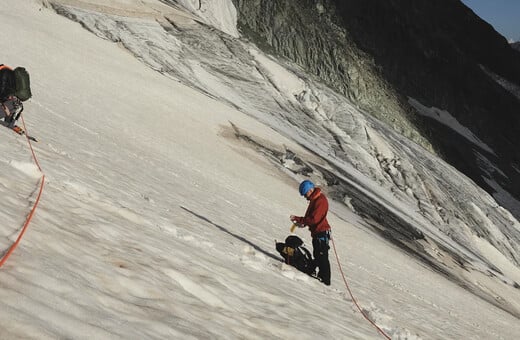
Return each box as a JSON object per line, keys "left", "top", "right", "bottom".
{"left": 232, "top": 0, "right": 430, "bottom": 147}
{"left": 233, "top": 0, "right": 520, "bottom": 217}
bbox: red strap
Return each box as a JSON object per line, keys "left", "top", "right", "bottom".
{"left": 0, "top": 64, "right": 13, "bottom": 71}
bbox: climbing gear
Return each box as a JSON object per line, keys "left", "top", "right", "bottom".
{"left": 13, "top": 67, "right": 31, "bottom": 101}
{"left": 299, "top": 180, "right": 315, "bottom": 196}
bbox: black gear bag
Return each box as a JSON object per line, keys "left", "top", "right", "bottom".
{"left": 13, "top": 67, "right": 31, "bottom": 101}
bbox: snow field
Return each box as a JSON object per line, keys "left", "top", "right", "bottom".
{"left": 0, "top": 1, "right": 519, "bottom": 339}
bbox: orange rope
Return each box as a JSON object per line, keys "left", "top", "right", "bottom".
{"left": 331, "top": 237, "right": 392, "bottom": 339}
{"left": 0, "top": 114, "right": 45, "bottom": 268}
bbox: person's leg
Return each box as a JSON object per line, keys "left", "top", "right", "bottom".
{"left": 0, "top": 102, "right": 8, "bottom": 121}
{"left": 312, "top": 236, "right": 331, "bottom": 285}
{"left": 319, "top": 250, "right": 331, "bottom": 285}
{"left": 1, "top": 99, "right": 15, "bottom": 126}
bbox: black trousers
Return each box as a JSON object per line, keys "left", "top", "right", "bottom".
{"left": 312, "top": 231, "right": 331, "bottom": 285}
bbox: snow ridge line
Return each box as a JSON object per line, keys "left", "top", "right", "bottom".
{"left": 331, "top": 237, "right": 392, "bottom": 339}
{"left": 0, "top": 114, "right": 45, "bottom": 268}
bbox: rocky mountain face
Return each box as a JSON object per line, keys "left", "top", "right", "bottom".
{"left": 232, "top": 0, "right": 520, "bottom": 217}
{"left": 232, "top": 0, "right": 430, "bottom": 148}
{"left": 513, "top": 42, "right": 520, "bottom": 52}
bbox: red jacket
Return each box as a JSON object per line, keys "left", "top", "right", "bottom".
{"left": 293, "top": 188, "right": 331, "bottom": 237}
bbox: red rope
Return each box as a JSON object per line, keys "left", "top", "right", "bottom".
{"left": 0, "top": 114, "right": 45, "bottom": 268}
{"left": 331, "top": 237, "right": 392, "bottom": 340}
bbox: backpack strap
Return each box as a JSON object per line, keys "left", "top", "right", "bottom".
{"left": 301, "top": 246, "right": 313, "bottom": 261}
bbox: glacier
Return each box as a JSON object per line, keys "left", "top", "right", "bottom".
{"left": 0, "top": 0, "right": 519, "bottom": 339}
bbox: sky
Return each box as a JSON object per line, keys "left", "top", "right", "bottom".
{"left": 1, "top": 0, "right": 520, "bottom": 339}
{"left": 462, "top": 0, "right": 520, "bottom": 42}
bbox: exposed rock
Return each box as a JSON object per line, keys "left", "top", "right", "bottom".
{"left": 232, "top": 0, "right": 430, "bottom": 148}
{"left": 232, "top": 0, "right": 520, "bottom": 219}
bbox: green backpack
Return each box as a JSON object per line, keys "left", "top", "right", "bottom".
{"left": 14, "top": 67, "right": 32, "bottom": 101}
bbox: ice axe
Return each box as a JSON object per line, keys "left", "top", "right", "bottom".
{"left": 290, "top": 222, "right": 303, "bottom": 233}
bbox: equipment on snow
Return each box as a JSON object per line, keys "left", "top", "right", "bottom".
{"left": 276, "top": 235, "right": 314, "bottom": 275}
{"left": 1, "top": 95, "right": 24, "bottom": 127}
{"left": 0, "top": 64, "right": 29, "bottom": 128}
{"left": 0, "top": 64, "right": 32, "bottom": 102}
{"left": 9, "top": 124, "right": 38, "bottom": 142}
{"left": 0, "top": 64, "right": 15, "bottom": 101}
{"left": 13, "top": 67, "right": 32, "bottom": 102}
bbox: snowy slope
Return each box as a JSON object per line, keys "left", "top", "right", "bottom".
{"left": 0, "top": 0, "right": 519, "bottom": 339}
{"left": 46, "top": 0, "right": 520, "bottom": 308}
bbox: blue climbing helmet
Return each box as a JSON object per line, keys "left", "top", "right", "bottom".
{"left": 299, "top": 180, "right": 315, "bottom": 196}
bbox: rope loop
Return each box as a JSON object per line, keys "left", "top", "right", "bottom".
{"left": 0, "top": 114, "right": 45, "bottom": 268}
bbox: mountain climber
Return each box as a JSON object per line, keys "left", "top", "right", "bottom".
{"left": 290, "top": 180, "right": 331, "bottom": 285}
{"left": 0, "top": 64, "right": 32, "bottom": 128}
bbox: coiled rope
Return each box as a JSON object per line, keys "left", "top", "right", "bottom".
{"left": 0, "top": 114, "right": 45, "bottom": 268}
{"left": 331, "top": 237, "right": 392, "bottom": 339}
